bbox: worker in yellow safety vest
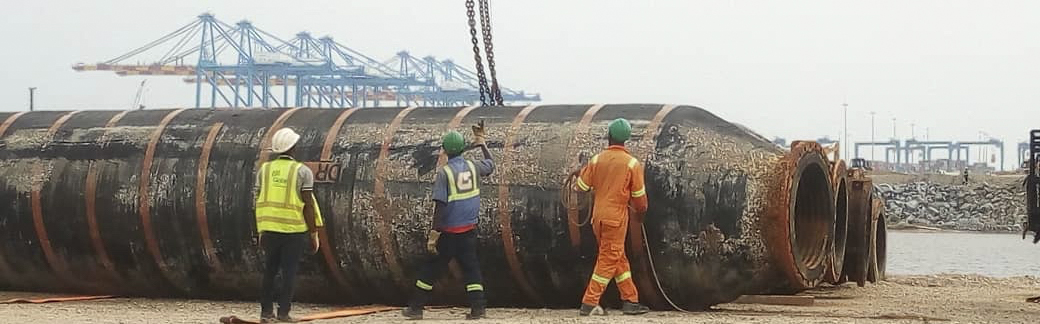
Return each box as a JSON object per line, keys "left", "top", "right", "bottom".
{"left": 255, "top": 127, "right": 324, "bottom": 323}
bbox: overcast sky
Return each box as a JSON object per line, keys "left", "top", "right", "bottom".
{"left": 1, "top": 1, "right": 1037, "bottom": 169}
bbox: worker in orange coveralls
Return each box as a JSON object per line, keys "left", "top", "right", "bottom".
{"left": 571, "top": 118, "right": 650, "bottom": 316}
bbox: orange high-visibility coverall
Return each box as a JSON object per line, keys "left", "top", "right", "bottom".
{"left": 574, "top": 145, "right": 649, "bottom": 306}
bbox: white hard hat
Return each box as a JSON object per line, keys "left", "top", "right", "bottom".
{"left": 271, "top": 128, "right": 300, "bottom": 153}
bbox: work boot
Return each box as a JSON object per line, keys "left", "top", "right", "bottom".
{"left": 578, "top": 303, "right": 606, "bottom": 316}
{"left": 275, "top": 314, "right": 299, "bottom": 323}
{"left": 402, "top": 306, "right": 424, "bottom": 320}
{"left": 621, "top": 301, "right": 649, "bottom": 315}
{"left": 465, "top": 306, "right": 486, "bottom": 320}
{"left": 259, "top": 315, "right": 276, "bottom": 324}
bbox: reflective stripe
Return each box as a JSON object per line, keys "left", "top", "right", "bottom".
{"left": 576, "top": 177, "right": 592, "bottom": 191}
{"left": 629, "top": 157, "right": 644, "bottom": 197}
{"left": 308, "top": 191, "right": 325, "bottom": 227}
{"left": 259, "top": 163, "right": 270, "bottom": 203}
{"left": 445, "top": 160, "right": 481, "bottom": 202}
{"left": 590, "top": 154, "right": 600, "bottom": 164}
{"left": 631, "top": 188, "right": 646, "bottom": 198}
{"left": 255, "top": 216, "right": 306, "bottom": 226}
{"left": 466, "top": 284, "right": 484, "bottom": 292}
{"left": 416, "top": 280, "right": 433, "bottom": 291}
{"left": 590, "top": 273, "right": 610, "bottom": 285}
{"left": 616, "top": 271, "right": 632, "bottom": 283}
{"left": 256, "top": 202, "right": 305, "bottom": 209}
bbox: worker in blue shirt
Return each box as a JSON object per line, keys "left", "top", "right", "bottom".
{"left": 403, "top": 121, "right": 493, "bottom": 320}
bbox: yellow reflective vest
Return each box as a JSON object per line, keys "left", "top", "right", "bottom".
{"left": 255, "top": 157, "right": 324, "bottom": 233}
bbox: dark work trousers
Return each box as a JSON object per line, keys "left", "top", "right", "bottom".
{"left": 260, "top": 231, "right": 307, "bottom": 316}
{"left": 409, "top": 230, "right": 486, "bottom": 310}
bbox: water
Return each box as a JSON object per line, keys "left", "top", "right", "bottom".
{"left": 888, "top": 231, "right": 1039, "bottom": 277}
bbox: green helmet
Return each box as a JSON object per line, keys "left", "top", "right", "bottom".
{"left": 608, "top": 118, "right": 632, "bottom": 142}
{"left": 442, "top": 131, "right": 465, "bottom": 155}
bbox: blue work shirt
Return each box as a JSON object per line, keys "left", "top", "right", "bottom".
{"left": 432, "top": 155, "right": 494, "bottom": 232}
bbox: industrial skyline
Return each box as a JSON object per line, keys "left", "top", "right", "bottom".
{"left": 2, "top": 0, "right": 1037, "bottom": 170}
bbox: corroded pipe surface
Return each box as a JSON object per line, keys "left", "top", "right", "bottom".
{"left": 842, "top": 169, "right": 873, "bottom": 287}
{"left": 0, "top": 105, "right": 839, "bottom": 309}
{"left": 825, "top": 161, "right": 849, "bottom": 284}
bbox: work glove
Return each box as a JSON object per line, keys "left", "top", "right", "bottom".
{"left": 309, "top": 232, "right": 321, "bottom": 254}
{"left": 426, "top": 230, "right": 441, "bottom": 255}
{"left": 471, "top": 120, "right": 487, "bottom": 147}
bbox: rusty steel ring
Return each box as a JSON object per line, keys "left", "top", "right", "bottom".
{"left": 764, "top": 141, "right": 835, "bottom": 290}
{"left": 824, "top": 160, "right": 849, "bottom": 284}
{"left": 867, "top": 196, "right": 887, "bottom": 283}
{"left": 842, "top": 170, "right": 873, "bottom": 287}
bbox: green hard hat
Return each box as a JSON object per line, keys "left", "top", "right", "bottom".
{"left": 608, "top": 118, "right": 632, "bottom": 142}
{"left": 442, "top": 131, "right": 465, "bottom": 155}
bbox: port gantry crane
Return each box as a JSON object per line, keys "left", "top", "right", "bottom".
{"left": 73, "top": 13, "right": 540, "bottom": 109}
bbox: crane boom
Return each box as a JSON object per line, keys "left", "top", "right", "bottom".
{"left": 132, "top": 79, "right": 147, "bottom": 110}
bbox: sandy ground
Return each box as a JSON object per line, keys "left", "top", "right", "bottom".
{"left": 2, "top": 275, "right": 1040, "bottom": 323}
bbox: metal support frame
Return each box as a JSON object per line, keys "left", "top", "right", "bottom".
{"left": 1026, "top": 130, "right": 1040, "bottom": 242}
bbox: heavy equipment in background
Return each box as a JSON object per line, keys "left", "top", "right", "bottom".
{"left": 132, "top": 79, "right": 147, "bottom": 110}
{"left": 1024, "top": 130, "right": 1040, "bottom": 243}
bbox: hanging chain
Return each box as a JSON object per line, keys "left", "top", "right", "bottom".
{"left": 465, "top": 0, "right": 490, "bottom": 106}
{"left": 477, "top": 0, "right": 503, "bottom": 106}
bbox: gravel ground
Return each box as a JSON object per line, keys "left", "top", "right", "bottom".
{"left": 2, "top": 274, "right": 1040, "bottom": 324}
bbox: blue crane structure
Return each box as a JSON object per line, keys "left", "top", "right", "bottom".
{"left": 73, "top": 13, "right": 541, "bottom": 108}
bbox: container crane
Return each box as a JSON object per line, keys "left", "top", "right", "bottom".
{"left": 73, "top": 13, "right": 540, "bottom": 108}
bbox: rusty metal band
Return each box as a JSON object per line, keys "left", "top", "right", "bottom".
{"left": 46, "top": 111, "right": 80, "bottom": 134}
{"left": 138, "top": 108, "right": 188, "bottom": 288}
{"left": 0, "top": 112, "right": 28, "bottom": 136}
{"left": 316, "top": 108, "right": 359, "bottom": 293}
{"left": 496, "top": 104, "right": 544, "bottom": 305}
{"left": 195, "top": 122, "right": 224, "bottom": 271}
{"left": 627, "top": 104, "right": 677, "bottom": 307}
{"left": 30, "top": 111, "right": 83, "bottom": 286}
{"left": 565, "top": 104, "right": 606, "bottom": 248}
{"left": 319, "top": 109, "right": 359, "bottom": 159}
{"left": 29, "top": 111, "right": 82, "bottom": 289}
{"left": 0, "top": 112, "right": 29, "bottom": 287}
{"left": 372, "top": 106, "right": 418, "bottom": 289}
{"left": 256, "top": 108, "right": 303, "bottom": 169}
{"left": 84, "top": 111, "right": 130, "bottom": 284}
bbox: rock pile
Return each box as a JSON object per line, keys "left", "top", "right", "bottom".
{"left": 878, "top": 181, "right": 1026, "bottom": 232}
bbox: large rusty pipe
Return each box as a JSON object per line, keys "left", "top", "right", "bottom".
{"left": 0, "top": 105, "right": 836, "bottom": 309}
